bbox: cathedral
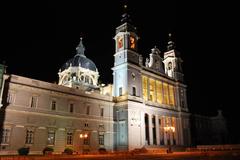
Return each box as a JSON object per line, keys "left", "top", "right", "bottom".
{"left": 1, "top": 9, "right": 225, "bottom": 155}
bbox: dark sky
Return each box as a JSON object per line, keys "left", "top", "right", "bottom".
{"left": 1, "top": 1, "right": 239, "bottom": 141}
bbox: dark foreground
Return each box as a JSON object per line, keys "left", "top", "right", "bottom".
{"left": 1, "top": 151, "right": 240, "bottom": 160}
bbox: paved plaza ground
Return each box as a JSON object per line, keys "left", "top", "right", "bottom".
{"left": 0, "top": 150, "right": 240, "bottom": 160}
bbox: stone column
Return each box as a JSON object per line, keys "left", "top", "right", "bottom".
{"left": 163, "top": 116, "right": 167, "bottom": 145}
{"left": 149, "top": 114, "right": 153, "bottom": 145}
{"left": 141, "top": 111, "right": 145, "bottom": 146}
{"left": 155, "top": 115, "right": 160, "bottom": 145}
{"left": 178, "top": 117, "right": 184, "bottom": 145}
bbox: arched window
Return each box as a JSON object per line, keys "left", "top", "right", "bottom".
{"left": 85, "top": 76, "right": 89, "bottom": 83}
{"left": 81, "top": 75, "right": 84, "bottom": 81}
{"left": 90, "top": 78, "right": 93, "bottom": 85}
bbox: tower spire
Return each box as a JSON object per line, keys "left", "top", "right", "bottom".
{"left": 76, "top": 37, "right": 85, "bottom": 56}
{"left": 167, "top": 33, "right": 175, "bottom": 51}
{"left": 121, "top": 1, "right": 132, "bottom": 24}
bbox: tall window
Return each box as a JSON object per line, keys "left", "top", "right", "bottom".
{"left": 85, "top": 76, "right": 89, "bottom": 84}
{"left": 30, "top": 96, "right": 37, "bottom": 108}
{"left": 99, "top": 134, "right": 104, "bottom": 145}
{"left": 180, "top": 89, "right": 185, "bottom": 108}
{"left": 48, "top": 131, "right": 55, "bottom": 145}
{"left": 25, "top": 130, "right": 34, "bottom": 144}
{"left": 67, "top": 132, "right": 73, "bottom": 145}
{"left": 149, "top": 78, "right": 156, "bottom": 102}
{"left": 1, "top": 128, "right": 11, "bottom": 144}
{"left": 51, "top": 100, "right": 56, "bottom": 111}
{"left": 132, "top": 87, "right": 136, "bottom": 96}
{"left": 142, "top": 76, "right": 148, "bottom": 101}
{"left": 169, "top": 85, "right": 175, "bottom": 106}
{"left": 163, "top": 83, "right": 169, "bottom": 104}
{"left": 156, "top": 81, "right": 163, "bottom": 104}
{"left": 86, "top": 106, "right": 90, "bottom": 115}
{"left": 69, "top": 103, "right": 74, "bottom": 113}
{"left": 100, "top": 108, "right": 104, "bottom": 117}
{"left": 7, "top": 92, "right": 15, "bottom": 104}
{"left": 119, "top": 87, "right": 122, "bottom": 96}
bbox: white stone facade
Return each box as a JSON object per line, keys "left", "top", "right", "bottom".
{"left": 0, "top": 20, "right": 191, "bottom": 155}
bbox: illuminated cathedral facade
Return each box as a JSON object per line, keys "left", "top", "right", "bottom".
{"left": 0, "top": 13, "right": 192, "bottom": 155}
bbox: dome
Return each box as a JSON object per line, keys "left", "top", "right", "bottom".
{"left": 61, "top": 54, "right": 97, "bottom": 72}
{"left": 60, "top": 38, "right": 98, "bottom": 72}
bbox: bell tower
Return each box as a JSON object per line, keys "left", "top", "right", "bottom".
{"left": 163, "top": 33, "right": 184, "bottom": 81}
{"left": 112, "top": 5, "right": 140, "bottom": 97}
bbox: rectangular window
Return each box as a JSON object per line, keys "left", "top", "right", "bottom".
{"left": 67, "top": 132, "right": 73, "bottom": 145}
{"left": 30, "top": 96, "right": 37, "bottom": 108}
{"left": 51, "top": 100, "right": 56, "bottom": 110}
{"left": 7, "top": 92, "right": 15, "bottom": 104}
{"left": 132, "top": 87, "right": 136, "bottom": 96}
{"left": 99, "top": 135, "right": 104, "bottom": 145}
{"left": 100, "top": 108, "right": 104, "bottom": 117}
{"left": 163, "top": 83, "right": 169, "bottom": 104}
{"left": 86, "top": 106, "right": 90, "bottom": 115}
{"left": 1, "top": 128, "right": 11, "bottom": 144}
{"left": 149, "top": 78, "right": 156, "bottom": 102}
{"left": 169, "top": 85, "right": 175, "bottom": 106}
{"left": 119, "top": 87, "right": 122, "bottom": 96}
{"left": 25, "top": 130, "right": 34, "bottom": 144}
{"left": 69, "top": 103, "right": 74, "bottom": 113}
{"left": 180, "top": 89, "right": 185, "bottom": 108}
{"left": 156, "top": 81, "right": 163, "bottom": 104}
{"left": 48, "top": 131, "right": 55, "bottom": 145}
{"left": 142, "top": 76, "right": 148, "bottom": 101}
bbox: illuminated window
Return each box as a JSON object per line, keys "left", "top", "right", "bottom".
{"left": 99, "top": 134, "right": 104, "bottom": 145}
{"left": 156, "top": 81, "right": 163, "bottom": 104}
{"left": 119, "top": 87, "right": 122, "bottom": 96}
{"left": 51, "top": 100, "right": 56, "bottom": 111}
{"left": 1, "top": 128, "right": 11, "bottom": 144}
{"left": 118, "top": 36, "right": 123, "bottom": 49}
{"left": 25, "top": 130, "right": 34, "bottom": 144}
{"left": 67, "top": 132, "right": 73, "bottom": 145}
{"left": 69, "top": 103, "right": 74, "bottom": 113}
{"left": 169, "top": 85, "right": 175, "bottom": 106}
{"left": 130, "top": 36, "right": 135, "bottom": 49}
{"left": 132, "top": 87, "right": 136, "bottom": 96}
{"left": 142, "top": 76, "right": 148, "bottom": 101}
{"left": 30, "top": 96, "right": 37, "bottom": 108}
{"left": 149, "top": 78, "right": 156, "bottom": 102}
{"left": 48, "top": 131, "right": 55, "bottom": 145}
{"left": 163, "top": 83, "right": 169, "bottom": 104}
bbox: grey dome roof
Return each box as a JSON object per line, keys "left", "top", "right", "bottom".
{"left": 61, "top": 54, "right": 97, "bottom": 72}
{"left": 61, "top": 38, "right": 98, "bottom": 72}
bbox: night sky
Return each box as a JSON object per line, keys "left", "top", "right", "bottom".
{"left": 1, "top": 1, "right": 239, "bottom": 142}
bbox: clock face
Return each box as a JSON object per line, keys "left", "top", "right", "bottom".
{"left": 117, "top": 36, "right": 123, "bottom": 49}
{"left": 129, "top": 36, "right": 135, "bottom": 49}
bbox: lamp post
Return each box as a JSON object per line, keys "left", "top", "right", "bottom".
{"left": 163, "top": 126, "right": 175, "bottom": 153}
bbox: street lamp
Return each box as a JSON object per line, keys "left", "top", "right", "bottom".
{"left": 80, "top": 133, "right": 89, "bottom": 154}
{"left": 163, "top": 126, "right": 175, "bottom": 153}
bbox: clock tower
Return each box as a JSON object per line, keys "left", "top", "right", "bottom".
{"left": 112, "top": 5, "right": 140, "bottom": 97}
